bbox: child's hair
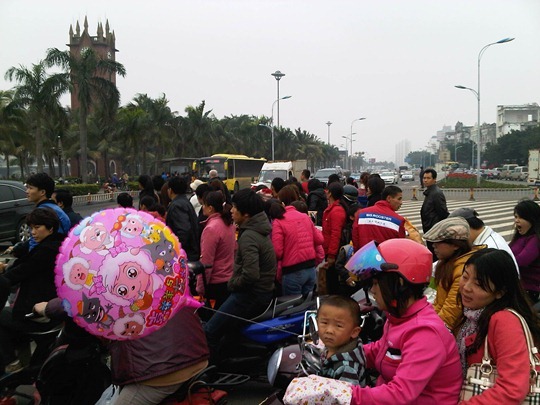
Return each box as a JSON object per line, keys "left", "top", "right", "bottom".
{"left": 27, "top": 207, "right": 59, "bottom": 233}
{"left": 291, "top": 200, "right": 308, "bottom": 214}
{"left": 318, "top": 295, "right": 361, "bottom": 327}
{"left": 117, "top": 192, "right": 134, "bottom": 208}
{"left": 140, "top": 195, "right": 166, "bottom": 217}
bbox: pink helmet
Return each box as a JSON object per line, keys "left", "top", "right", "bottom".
{"left": 346, "top": 239, "right": 432, "bottom": 284}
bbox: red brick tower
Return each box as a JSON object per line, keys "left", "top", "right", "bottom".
{"left": 68, "top": 17, "right": 118, "bottom": 110}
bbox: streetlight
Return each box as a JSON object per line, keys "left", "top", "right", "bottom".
{"left": 326, "top": 121, "right": 332, "bottom": 145}
{"left": 271, "top": 70, "right": 285, "bottom": 129}
{"left": 342, "top": 134, "right": 356, "bottom": 170}
{"left": 350, "top": 118, "right": 366, "bottom": 172}
{"left": 455, "top": 37, "right": 514, "bottom": 185}
{"left": 260, "top": 95, "right": 292, "bottom": 161}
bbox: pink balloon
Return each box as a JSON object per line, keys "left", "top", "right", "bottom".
{"left": 55, "top": 207, "right": 200, "bottom": 340}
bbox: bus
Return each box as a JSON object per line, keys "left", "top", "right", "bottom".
{"left": 159, "top": 157, "right": 198, "bottom": 177}
{"left": 195, "top": 154, "right": 266, "bottom": 192}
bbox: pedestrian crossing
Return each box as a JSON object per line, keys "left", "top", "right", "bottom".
{"left": 397, "top": 199, "right": 538, "bottom": 242}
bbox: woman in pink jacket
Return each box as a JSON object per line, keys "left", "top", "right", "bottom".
{"left": 196, "top": 191, "right": 236, "bottom": 312}
{"left": 457, "top": 248, "right": 540, "bottom": 404}
{"left": 348, "top": 239, "right": 462, "bottom": 404}
{"left": 271, "top": 185, "right": 324, "bottom": 295}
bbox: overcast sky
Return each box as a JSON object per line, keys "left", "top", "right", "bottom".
{"left": 1, "top": 0, "right": 539, "bottom": 163}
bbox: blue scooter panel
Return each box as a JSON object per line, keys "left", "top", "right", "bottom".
{"left": 242, "top": 313, "right": 305, "bottom": 344}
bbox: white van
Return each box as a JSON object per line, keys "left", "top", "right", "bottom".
{"left": 501, "top": 164, "right": 518, "bottom": 180}
{"left": 510, "top": 166, "right": 528, "bottom": 181}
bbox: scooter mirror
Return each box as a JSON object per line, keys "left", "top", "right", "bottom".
{"left": 308, "top": 313, "right": 319, "bottom": 345}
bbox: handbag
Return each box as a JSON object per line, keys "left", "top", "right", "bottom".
{"left": 460, "top": 308, "right": 540, "bottom": 403}
{"left": 283, "top": 375, "right": 352, "bottom": 405}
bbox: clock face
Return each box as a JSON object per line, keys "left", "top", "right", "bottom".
{"left": 80, "top": 47, "right": 89, "bottom": 55}
{"left": 107, "top": 51, "right": 112, "bottom": 59}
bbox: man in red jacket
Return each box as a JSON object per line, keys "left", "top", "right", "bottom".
{"left": 352, "top": 185, "right": 406, "bottom": 251}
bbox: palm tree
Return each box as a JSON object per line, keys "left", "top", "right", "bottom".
{"left": 45, "top": 47, "right": 126, "bottom": 183}
{"left": 178, "top": 101, "right": 215, "bottom": 157}
{"left": 4, "top": 61, "right": 68, "bottom": 173}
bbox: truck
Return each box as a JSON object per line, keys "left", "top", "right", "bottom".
{"left": 528, "top": 149, "right": 540, "bottom": 186}
{"left": 252, "top": 160, "right": 308, "bottom": 188}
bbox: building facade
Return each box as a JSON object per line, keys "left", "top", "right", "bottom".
{"left": 497, "top": 103, "right": 540, "bottom": 138}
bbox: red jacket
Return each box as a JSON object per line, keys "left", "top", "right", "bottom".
{"left": 352, "top": 200, "right": 406, "bottom": 251}
{"left": 460, "top": 310, "right": 531, "bottom": 404}
{"left": 197, "top": 213, "right": 236, "bottom": 293}
{"left": 272, "top": 206, "right": 324, "bottom": 271}
{"left": 322, "top": 200, "right": 347, "bottom": 259}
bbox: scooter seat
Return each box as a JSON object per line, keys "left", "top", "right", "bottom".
{"left": 250, "top": 294, "right": 305, "bottom": 322}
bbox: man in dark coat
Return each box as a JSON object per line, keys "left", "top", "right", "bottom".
{"left": 420, "top": 169, "right": 449, "bottom": 259}
{"left": 166, "top": 176, "right": 200, "bottom": 261}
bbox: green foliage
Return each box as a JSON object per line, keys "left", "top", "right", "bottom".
{"left": 483, "top": 126, "right": 540, "bottom": 166}
{"left": 58, "top": 183, "right": 100, "bottom": 195}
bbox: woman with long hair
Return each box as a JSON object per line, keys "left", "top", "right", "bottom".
{"left": 196, "top": 190, "right": 236, "bottom": 314}
{"left": 270, "top": 185, "right": 323, "bottom": 295}
{"left": 457, "top": 248, "right": 540, "bottom": 403}
{"left": 423, "top": 217, "right": 483, "bottom": 330}
{"left": 509, "top": 199, "right": 540, "bottom": 302}
{"left": 321, "top": 182, "right": 348, "bottom": 294}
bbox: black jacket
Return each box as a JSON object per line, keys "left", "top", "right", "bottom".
{"left": 166, "top": 194, "right": 200, "bottom": 261}
{"left": 307, "top": 188, "right": 328, "bottom": 226}
{"left": 421, "top": 184, "right": 449, "bottom": 233}
{"left": 2, "top": 233, "right": 64, "bottom": 320}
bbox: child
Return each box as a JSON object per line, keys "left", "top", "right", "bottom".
{"left": 116, "top": 192, "right": 134, "bottom": 208}
{"left": 317, "top": 295, "right": 366, "bottom": 386}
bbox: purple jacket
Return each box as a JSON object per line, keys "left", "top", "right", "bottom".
{"left": 510, "top": 234, "right": 540, "bottom": 291}
{"left": 109, "top": 306, "right": 209, "bottom": 385}
{"left": 351, "top": 297, "right": 462, "bottom": 404}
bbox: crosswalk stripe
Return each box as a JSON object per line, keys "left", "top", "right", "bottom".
{"left": 397, "top": 199, "right": 540, "bottom": 242}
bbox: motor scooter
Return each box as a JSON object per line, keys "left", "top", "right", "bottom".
{"left": 189, "top": 262, "right": 318, "bottom": 379}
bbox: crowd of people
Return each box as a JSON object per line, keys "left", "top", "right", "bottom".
{"left": 0, "top": 168, "right": 539, "bottom": 404}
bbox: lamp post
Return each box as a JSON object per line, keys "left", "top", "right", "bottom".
{"left": 271, "top": 70, "right": 285, "bottom": 129}
{"left": 326, "top": 121, "right": 332, "bottom": 145}
{"left": 350, "top": 118, "right": 366, "bottom": 172}
{"left": 262, "top": 95, "right": 291, "bottom": 161}
{"left": 342, "top": 134, "right": 356, "bottom": 170}
{"left": 455, "top": 37, "right": 514, "bottom": 185}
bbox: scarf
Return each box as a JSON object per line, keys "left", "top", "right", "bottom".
{"left": 457, "top": 307, "right": 484, "bottom": 375}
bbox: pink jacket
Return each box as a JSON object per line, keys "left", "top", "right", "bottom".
{"left": 351, "top": 297, "right": 462, "bottom": 404}
{"left": 460, "top": 310, "right": 531, "bottom": 404}
{"left": 197, "top": 213, "right": 236, "bottom": 293}
{"left": 272, "top": 206, "right": 324, "bottom": 271}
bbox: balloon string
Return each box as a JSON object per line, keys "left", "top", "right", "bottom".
{"left": 194, "top": 306, "right": 300, "bottom": 338}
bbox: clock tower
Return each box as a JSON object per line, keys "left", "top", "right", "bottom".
{"left": 68, "top": 17, "right": 118, "bottom": 110}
